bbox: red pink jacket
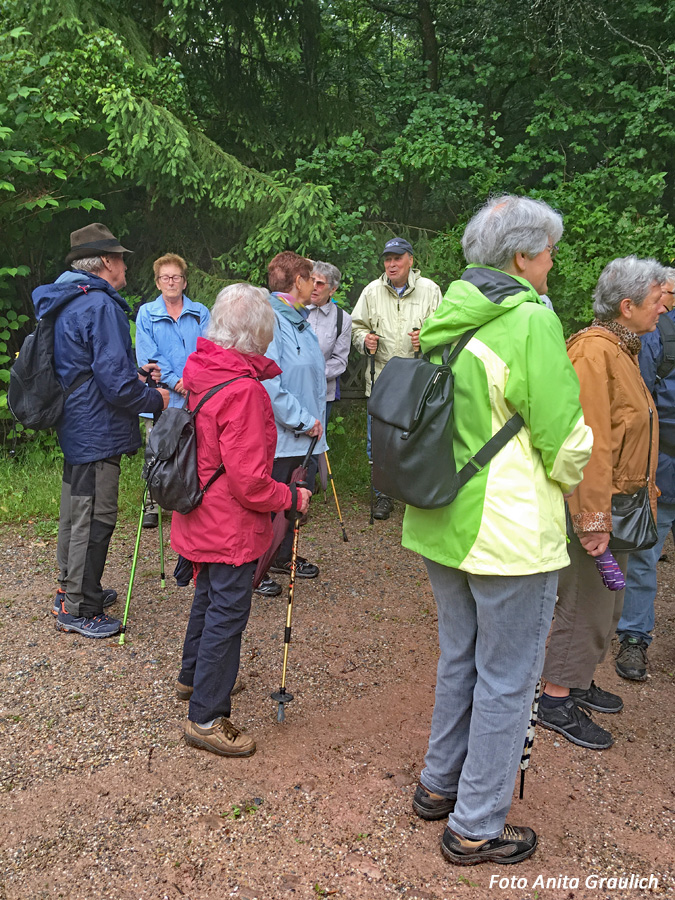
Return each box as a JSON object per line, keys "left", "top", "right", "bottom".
{"left": 170, "top": 338, "right": 293, "bottom": 565}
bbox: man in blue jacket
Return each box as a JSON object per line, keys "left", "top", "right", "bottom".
{"left": 37, "top": 223, "right": 169, "bottom": 638}
{"left": 616, "top": 268, "right": 675, "bottom": 680}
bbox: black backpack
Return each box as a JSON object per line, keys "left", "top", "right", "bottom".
{"left": 8, "top": 311, "right": 92, "bottom": 430}
{"left": 656, "top": 314, "right": 675, "bottom": 381}
{"left": 368, "top": 329, "right": 523, "bottom": 509}
{"left": 142, "top": 375, "right": 251, "bottom": 515}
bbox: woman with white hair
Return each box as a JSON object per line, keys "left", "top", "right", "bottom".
{"left": 539, "top": 256, "right": 666, "bottom": 749}
{"left": 171, "top": 283, "right": 311, "bottom": 759}
{"left": 402, "top": 194, "right": 593, "bottom": 866}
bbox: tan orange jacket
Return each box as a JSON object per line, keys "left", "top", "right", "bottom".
{"left": 567, "top": 325, "right": 658, "bottom": 534}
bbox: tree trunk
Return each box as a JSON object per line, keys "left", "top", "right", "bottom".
{"left": 418, "top": 0, "right": 439, "bottom": 91}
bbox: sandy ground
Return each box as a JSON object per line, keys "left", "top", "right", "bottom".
{"left": 0, "top": 499, "right": 674, "bottom": 900}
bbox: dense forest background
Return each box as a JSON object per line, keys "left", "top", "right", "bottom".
{"left": 2, "top": 0, "right": 675, "bottom": 421}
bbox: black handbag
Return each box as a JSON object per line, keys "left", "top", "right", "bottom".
{"left": 368, "top": 329, "right": 523, "bottom": 509}
{"left": 608, "top": 411, "right": 657, "bottom": 553}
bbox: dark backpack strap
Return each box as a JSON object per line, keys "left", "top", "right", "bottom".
{"left": 64, "top": 369, "right": 94, "bottom": 399}
{"left": 335, "top": 305, "right": 343, "bottom": 339}
{"left": 656, "top": 315, "right": 675, "bottom": 381}
{"left": 457, "top": 413, "right": 525, "bottom": 488}
{"left": 191, "top": 374, "right": 253, "bottom": 415}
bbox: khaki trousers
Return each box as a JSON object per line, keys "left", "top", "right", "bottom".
{"left": 542, "top": 536, "right": 627, "bottom": 690}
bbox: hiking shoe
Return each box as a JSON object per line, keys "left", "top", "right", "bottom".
{"left": 142, "top": 511, "right": 159, "bottom": 529}
{"left": 184, "top": 717, "right": 256, "bottom": 758}
{"left": 537, "top": 698, "right": 613, "bottom": 749}
{"left": 270, "top": 556, "right": 319, "bottom": 578}
{"left": 177, "top": 676, "right": 244, "bottom": 701}
{"left": 615, "top": 637, "right": 648, "bottom": 682}
{"left": 569, "top": 681, "right": 623, "bottom": 714}
{"left": 55, "top": 610, "right": 121, "bottom": 639}
{"left": 373, "top": 495, "right": 394, "bottom": 520}
{"left": 254, "top": 577, "right": 282, "bottom": 597}
{"left": 412, "top": 783, "right": 456, "bottom": 820}
{"left": 52, "top": 589, "right": 117, "bottom": 616}
{"left": 441, "top": 824, "right": 537, "bottom": 866}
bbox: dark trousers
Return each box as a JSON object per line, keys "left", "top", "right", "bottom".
{"left": 180, "top": 561, "right": 255, "bottom": 724}
{"left": 271, "top": 455, "right": 317, "bottom": 563}
{"left": 56, "top": 456, "right": 121, "bottom": 618}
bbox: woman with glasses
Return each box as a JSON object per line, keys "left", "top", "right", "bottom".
{"left": 136, "top": 253, "right": 210, "bottom": 526}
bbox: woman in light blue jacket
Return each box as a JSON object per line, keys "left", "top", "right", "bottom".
{"left": 257, "top": 251, "right": 327, "bottom": 596}
{"left": 135, "top": 253, "right": 210, "bottom": 526}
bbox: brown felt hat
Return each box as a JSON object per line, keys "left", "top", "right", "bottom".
{"left": 65, "top": 223, "right": 132, "bottom": 265}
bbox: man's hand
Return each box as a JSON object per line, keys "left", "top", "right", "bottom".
{"left": 174, "top": 378, "right": 187, "bottom": 397}
{"left": 139, "top": 362, "right": 162, "bottom": 384}
{"left": 364, "top": 332, "right": 379, "bottom": 353}
{"left": 158, "top": 388, "right": 170, "bottom": 410}
{"left": 579, "top": 531, "right": 610, "bottom": 557}
{"left": 306, "top": 419, "right": 323, "bottom": 439}
{"left": 297, "top": 487, "right": 312, "bottom": 515}
{"left": 409, "top": 328, "right": 421, "bottom": 351}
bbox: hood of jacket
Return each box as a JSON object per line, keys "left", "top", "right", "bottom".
{"left": 420, "top": 265, "right": 545, "bottom": 350}
{"left": 566, "top": 323, "right": 633, "bottom": 357}
{"left": 33, "top": 270, "right": 131, "bottom": 319}
{"left": 182, "top": 337, "right": 281, "bottom": 395}
{"left": 377, "top": 267, "right": 428, "bottom": 298}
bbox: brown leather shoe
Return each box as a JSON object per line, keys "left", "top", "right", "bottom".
{"left": 184, "top": 717, "right": 256, "bottom": 758}
{"left": 176, "top": 676, "right": 244, "bottom": 701}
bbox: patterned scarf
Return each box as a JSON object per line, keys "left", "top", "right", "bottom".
{"left": 573, "top": 318, "right": 642, "bottom": 356}
{"left": 273, "top": 292, "right": 307, "bottom": 315}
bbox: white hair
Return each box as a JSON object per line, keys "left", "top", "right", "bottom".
{"left": 462, "top": 194, "right": 564, "bottom": 270}
{"left": 71, "top": 256, "right": 104, "bottom": 273}
{"left": 593, "top": 256, "right": 667, "bottom": 321}
{"left": 207, "top": 283, "right": 275, "bottom": 355}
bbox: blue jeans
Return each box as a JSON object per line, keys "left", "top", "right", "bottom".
{"left": 179, "top": 560, "right": 255, "bottom": 724}
{"left": 420, "top": 559, "right": 558, "bottom": 840}
{"left": 617, "top": 500, "right": 675, "bottom": 645}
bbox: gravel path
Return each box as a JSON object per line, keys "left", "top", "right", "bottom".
{"left": 0, "top": 501, "right": 674, "bottom": 899}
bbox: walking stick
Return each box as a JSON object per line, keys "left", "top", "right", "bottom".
{"left": 270, "top": 437, "right": 317, "bottom": 722}
{"left": 119, "top": 485, "right": 148, "bottom": 646}
{"left": 324, "top": 451, "right": 348, "bottom": 542}
{"left": 367, "top": 333, "right": 377, "bottom": 526}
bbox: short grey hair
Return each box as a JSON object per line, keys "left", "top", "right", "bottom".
{"left": 207, "top": 283, "right": 275, "bottom": 355}
{"left": 72, "top": 256, "right": 104, "bottom": 274}
{"left": 592, "top": 256, "right": 667, "bottom": 321}
{"left": 312, "top": 261, "right": 341, "bottom": 289}
{"left": 462, "top": 194, "right": 564, "bottom": 270}
{"left": 663, "top": 266, "right": 675, "bottom": 285}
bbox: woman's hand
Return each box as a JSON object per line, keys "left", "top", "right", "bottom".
{"left": 297, "top": 487, "right": 312, "bottom": 514}
{"left": 579, "top": 531, "right": 610, "bottom": 557}
{"left": 174, "top": 377, "right": 187, "bottom": 397}
{"left": 306, "top": 419, "right": 323, "bottom": 439}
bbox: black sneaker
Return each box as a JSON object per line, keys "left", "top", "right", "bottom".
{"left": 537, "top": 698, "right": 613, "bottom": 749}
{"left": 441, "top": 823, "right": 537, "bottom": 866}
{"left": 254, "top": 577, "right": 282, "bottom": 597}
{"left": 55, "top": 610, "right": 121, "bottom": 638}
{"left": 373, "top": 496, "right": 393, "bottom": 520}
{"left": 270, "top": 556, "right": 319, "bottom": 578}
{"left": 52, "top": 589, "right": 117, "bottom": 616}
{"left": 615, "top": 637, "right": 648, "bottom": 682}
{"left": 142, "top": 511, "right": 159, "bottom": 529}
{"left": 569, "top": 681, "right": 623, "bottom": 714}
{"left": 412, "top": 783, "right": 456, "bottom": 820}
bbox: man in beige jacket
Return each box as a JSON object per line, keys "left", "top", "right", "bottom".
{"left": 351, "top": 237, "right": 443, "bottom": 519}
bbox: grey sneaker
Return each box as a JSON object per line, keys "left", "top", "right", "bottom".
{"left": 441, "top": 823, "right": 537, "bottom": 866}
{"left": 537, "top": 698, "right": 613, "bottom": 749}
{"left": 615, "top": 637, "right": 648, "bottom": 682}
{"left": 412, "top": 783, "right": 456, "bottom": 820}
{"left": 569, "top": 681, "right": 623, "bottom": 713}
{"left": 55, "top": 610, "right": 121, "bottom": 639}
{"left": 373, "top": 496, "right": 394, "bottom": 520}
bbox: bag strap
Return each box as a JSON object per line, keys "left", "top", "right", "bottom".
{"left": 336, "top": 305, "right": 343, "bottom": 340}
{"left": 457, "top": 413, "right": 524, "bottom": 488}
{"left": 64, "top": 369, "right": 93, "bottom": 399}
{"left": 190, "top": 374, "right": 253, "bottom": 415}
{"left": 656, "top": 315, "right": 675, "bottom": 381}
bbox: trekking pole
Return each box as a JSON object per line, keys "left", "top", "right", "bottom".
{"left": 146, "top": 357, "right": 165, "bottom": 588}
{"left": 412, "top": 327, "right": 420, "bottom": 359}
{"left": 324, "top": 451, "right": 348, "bottom": 542}
{"left": 119, "top": 485, "right": 148, "bottom": 646}
{"left": 367, "top": 333, "right": 377, "bottom": 525}
{"left": 271, "top": 437, "right": 317, "bottom": 723}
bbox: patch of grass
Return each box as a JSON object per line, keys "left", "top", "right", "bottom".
{"left": 322, "top": 400, "right": 369, "bottom": 496}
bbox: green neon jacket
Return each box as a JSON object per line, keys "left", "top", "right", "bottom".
{"left": 402, "top": 266, "right": 593, "bottom": 575}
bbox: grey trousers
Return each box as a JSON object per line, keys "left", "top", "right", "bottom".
{"left": 542, "top": 536, "right": 627, "bottom": 690}
{"left": 420, "top": 559, "right": 558, "bottom": 840}
{"left": 57, "top": 456, "right": 121, "bottom": 618}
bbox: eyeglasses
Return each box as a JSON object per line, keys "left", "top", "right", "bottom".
{"left": 157, "top": 275, "right": 184, "bottom": 284}
{"left": 312, "top": 280, "right": 328, "bottom": 288}
{"left": 547, "top": 244, "right": 559, "bottom": 260}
